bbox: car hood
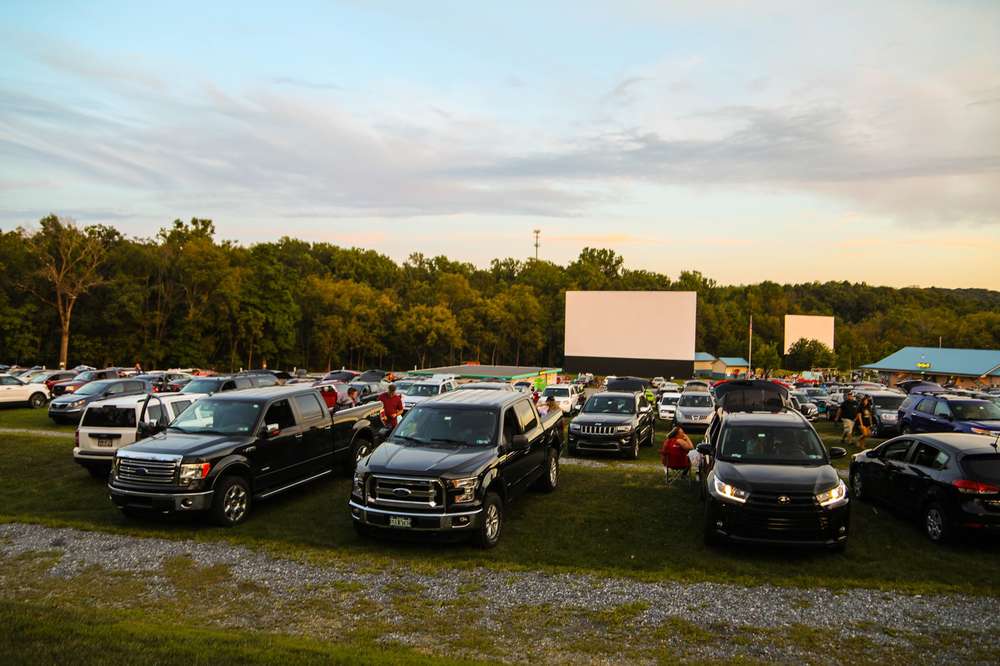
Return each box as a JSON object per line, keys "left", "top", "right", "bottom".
{"left": 572, "top": 413, "right": 634, "bottom": 425}
{"left": 50, "top": 393, "right": 92, "bottom": 404}
{"left": 965, "top": 420, "right": 1000, "bottom": 431}
{"left": 120, "top": 430, "right": 251, "bottom": 459}
{"left": 714, "top": 460, "right": 839, "bottom": 493}
{"left": 364, "top": 440, "right": 497, "bottom": 477}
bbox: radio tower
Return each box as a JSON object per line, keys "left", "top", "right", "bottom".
{"left": 533, "top": 229, "right": 540, "bottom": 260}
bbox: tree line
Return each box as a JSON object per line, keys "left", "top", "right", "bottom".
{"left": 1, "top": 216, "right": 998, "bottom": 373}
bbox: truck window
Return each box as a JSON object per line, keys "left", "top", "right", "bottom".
{"left": 264, "top": 400, "right": 296, "bottom": 430}
{"left": 293, "top": 393, "right": 325, "bottom": 422}
{"left": 146, "top": 404, "right": 164, "bottom": 424}
{"left": 502, "top": 408, "right": 522, "bottom": 445}
{"left": 170, "top": 400, "right": 192, "bottom": 418}
{"left": 513, "top": 400, "right": 538, "bottom": 431}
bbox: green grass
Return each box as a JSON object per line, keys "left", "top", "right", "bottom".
{"left": 0, "top": 405, "right": 75, "bottom": 432}
{"left": 0, "top": 416, "right": 997, "bottom": 596}
{"left": 0, "top": 599, "right": 470, "bottom": 665}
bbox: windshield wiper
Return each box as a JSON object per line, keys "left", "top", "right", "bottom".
{"left": 393, "top": 434, "right": 430, "bottom": 445}
{"left": 167, "top": 426, "right": 188, "bottom": 433}
{"left": 429, "top": 437, "right": 470, "bottom": 446}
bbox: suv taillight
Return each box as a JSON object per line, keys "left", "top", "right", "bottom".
{"left": 953, "top": 479, "right": 1000, "bottom": 494}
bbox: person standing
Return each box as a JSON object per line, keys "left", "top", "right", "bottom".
{"left": 836, "top": 391, "right": 859, "bottom": 445}
{"left": 378, "top": 384, "right": 404, "bottom": 428}
{"left": 856, "top": 395, "right": 875, "bottom": 448}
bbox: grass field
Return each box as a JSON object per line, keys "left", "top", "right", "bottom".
{"left": 0, "top": 411, "right": 997, "bottom": 596}
{"left": 0, "top": 404, "right": 75, "bottom": 432}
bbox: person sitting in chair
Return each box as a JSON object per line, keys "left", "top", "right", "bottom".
{"left": 660, "top": 426, "right": 694, "bottom": 484}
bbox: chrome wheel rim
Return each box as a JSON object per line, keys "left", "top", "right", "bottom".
{"left": 484, "top": 503, "right": 500, "bottom": 541}
{"left": 549, "top": 456, "right": 558, "bottom": 486}
{"left": 354, "top": 444, "right": 368, "bottom": 464}
{"left": 926, "top": 508, "right": 943, "bottom": 540}
{"left": 223, "top": 484, "right": 248, "bottom": 523}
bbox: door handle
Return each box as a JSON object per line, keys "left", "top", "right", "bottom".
{"left": 294, "top": 433, "right": 303, "bottom": 440}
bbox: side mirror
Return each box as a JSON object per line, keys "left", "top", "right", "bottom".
{"left": 511, "top": 434, "right": 530, "bottom": 451}
{"left": 829, "top": 446, "right": 847, "bottom": 459}
{"left": 696, "top": 443, "right": 714, "bottom": 456}
{"left": 263, "top": 423, "right": 280, "bottom": 438}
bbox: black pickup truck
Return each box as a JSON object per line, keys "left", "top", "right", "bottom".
{"left": 349, "top": 390, "right": 562, "bottom": 548}
{"left": 108, "top": 386, "right": 383, "bottom": 526}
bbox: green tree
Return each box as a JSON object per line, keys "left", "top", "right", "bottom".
{"left": 784, "top": 338, "right": 836, "bottom": 371}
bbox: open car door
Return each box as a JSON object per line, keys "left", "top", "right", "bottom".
{"left": 712, "top": 379, "right": 790, "bottom": 413}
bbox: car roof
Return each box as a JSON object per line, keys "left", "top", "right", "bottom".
{"left": 426, "top": 389, "right": 524, "bottom": 407}
{"left": 722, "top": 411, "right": 810, "bottom": 427}
{"left": 855, "top": 390, "right": 904, "bottom": 397}
{"left": 936, "top": 394, "right": 991, "bottom": 402}
{"left": 589, "top": 391, "right": 639, "bottom": 399}
{"left": 208, "top": 386, "right": 320, "bottom": 401}
{"left": 911, "top": 433, "right": 1000, "bottom": 455}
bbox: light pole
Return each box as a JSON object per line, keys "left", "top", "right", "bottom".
{"left": 533, "top": 229, "right": 540, "bottom": 260}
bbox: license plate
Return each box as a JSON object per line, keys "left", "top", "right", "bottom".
{"left": 97, "top": 438, "right": 113, "bottom": 448}
{"left": 389, "top": 515, "right": 411, "bottom": 528}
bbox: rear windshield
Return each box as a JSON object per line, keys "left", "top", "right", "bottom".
{"left": 407, "top": 384, "right": 439, "bottom": 397}
{"left": 871, "top": 396, "right": 904, "bottom": 411}
{"left": 544, "top": 387, "right": 569, "bottom": 397}
{"left": 963, "top": 455, "right": 1000, "bottom": 484}
{"left": 679, "top": 394, "right": 712, "bottom": 408}
{"left": 950, "top": 401, "right": 1000, "bottom": 421}
{"left": 660, "top": 395, "right": 679, "bottom": 405}
{"left": 82, "top": 405, "right": 136, "bottom": 428}
{"left": 182, "top": 379, "right": 220, "bottom": 394}
{"left": 583, "top": 396, "right": 634, "bottom": 414}
{"left": 719, "top": 425, "right": 827, "bottom": 464}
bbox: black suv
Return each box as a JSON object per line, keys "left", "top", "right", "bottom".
{"left": 109, "top": 387, "right": 383, "bottom": 525}
{"left": 850, "top": 433, "right": 1000, "bottom": 543}
{"left": 699, "top": 403, "right": 849, "bottom": 550}
{"left": 567, "top": 391, "right": 656, "bottom": 459}
{"left": 350, "top": 390, "right": 562, "bottom": 548}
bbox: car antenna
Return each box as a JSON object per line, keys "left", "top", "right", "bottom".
{"left": 992, "top": 431, "right": 999, "bottom": 453}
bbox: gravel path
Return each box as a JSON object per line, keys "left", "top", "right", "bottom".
{"left": 0, "top": 427, "right": 72, "bottom": 438}
{"left": 1, "top": 522, "right": 996, "bottom": 663}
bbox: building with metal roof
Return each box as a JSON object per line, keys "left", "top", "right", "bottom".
{"left": 694, "top": 352, "right": 716, "bottom": 377}
{"left": 861, "top": 347, "right": 1000, "bottom": 388}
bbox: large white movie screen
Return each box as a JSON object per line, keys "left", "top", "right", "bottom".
{"left": 565, "top": 291, "right": 696, "bottom": 361}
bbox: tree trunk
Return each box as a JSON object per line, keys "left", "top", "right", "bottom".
{"left": 59, "top": 324, "right": 70, "bottom": 370}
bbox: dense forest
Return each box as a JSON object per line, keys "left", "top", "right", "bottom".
{"left": 2, "top": 217, "right": 998, "bottom": 373}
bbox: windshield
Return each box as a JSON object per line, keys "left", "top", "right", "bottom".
{"left": 950, "top": 401, "right": 1000, "bottom": 421}
{"left": 393, "top": 381, "right": 415, "bottom": 394}
{"left": 660, "top": 395, "right": 679, "bottom": 405}
{"left": 392, "top": 406, "right": 497, "bottom": 446}
{"left": 583, "top": 396, "right": 634, "bottom": 414}
{"left": 406, "top": 384, "right": 440, "bottom": 397}
{"left": 544, "top": 387, "right": 569, "bottom": 398}
{"left": 182, "top": 379, "right": 220, "bottom": 394}
{"left": 74, "top": 381, "right": 109, "bottom": 396}
{"left": 75, "top": 371, "right": 96, "bottom": 382}
{"left": 170, "top": 399, "right": 261, "bottom": 435}
{"left": 679, "top": 394, "right": 712, "bottom": 408}
{"left": 871, "top": 396, "right": 904, "bottom": 411}
{"left": 719, "top": 425, "right": 827, "bottom": 464}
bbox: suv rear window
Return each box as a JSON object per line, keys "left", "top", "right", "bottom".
{"left": 82, "top": 405, "right": 137, "bottom": 428}
{"left": 963, "top": 455, "right": 1000, "bottom": 484}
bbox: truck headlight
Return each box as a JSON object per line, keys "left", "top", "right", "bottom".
{"left": 179, "top": 462, "right": 211, "bottom": 485}
{"left": 615, "top": 424, "right": 632, "bottom": 433}
{"left": 712, "top": 476, "right": 749, "bottom": 504}
{"left": 569, "top": 422, "right": 581, "bottom": 432}
{"left": 353, "top": 470, "right": 365, "bottom": 496}
{"left": 816, "top": 480, "right": 848, "bottom": 507}
{"left": 448, "top": 477, "right": 478, "bottom": 503}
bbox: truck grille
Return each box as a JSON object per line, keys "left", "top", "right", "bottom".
{"left": 578, "top": 424, "right": 619, "bottom": 435}
{"left": 368, "top": 475, "right": 443, "bottom": 509}
{"left": 116, "top": 458, "right": 178, "bottom": 485}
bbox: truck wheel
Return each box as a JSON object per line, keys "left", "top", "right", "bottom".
{"left": 344, "top": 435, "right": 373, "bottom": 474}
{"left": 210, "top": 475, "right": 251, "bottom": 527}
{"left": 533, "top": 449, "right": 559, "bottom": 492}
{"left": 29, "top": 392, "right": 47, "bottom": 408}
{"left": 475, "top": 492, "right": 503, "bottom": 549}
{"left": 623, "top": 435, "right": 639, "bottom": 460}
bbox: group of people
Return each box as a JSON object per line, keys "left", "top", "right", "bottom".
{"left": 834, "top": 391, "right": 876, "bottom": 447}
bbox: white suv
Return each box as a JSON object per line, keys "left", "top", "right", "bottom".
{"left": 401, "top": 375, "right": 458, "bottom": 410}
{"left": 658, "top": 391, "right": 682, "bottom": 420}
{"left": 73, "top": 392, "right": 203, "bottom": 477}
{"left": 0, "top": 373, "right": 50, "bottom": 409}
{"left": 541, "top": 384, "right": 583, "bottom": 413}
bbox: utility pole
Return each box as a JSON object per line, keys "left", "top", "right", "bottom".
{"left": 748, "top": 313, "right": 753, "bottom": 377}
{"left": 533, "top": 229, "right": 540, "bottom": 260}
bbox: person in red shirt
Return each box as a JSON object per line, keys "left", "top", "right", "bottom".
{"left": 378, "top": 384, "right": 404, "bottom": 428}
{"left": 659, "top": 427, "right": 694, "bottom": 483}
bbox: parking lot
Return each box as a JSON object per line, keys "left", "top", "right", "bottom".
{"left": 1, "top": 404, "right": 998, "bottom": 664}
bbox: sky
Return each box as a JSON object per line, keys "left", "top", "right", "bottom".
{"left": 2, "top": 0, "right": 999, "bottom": 289}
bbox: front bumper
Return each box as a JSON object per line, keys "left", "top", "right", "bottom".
{"left": 567, "top": 432, "right": 633, "bottom": 452}
{"left": 674, "top": 416, "right": 710, "bottom": 430}
{"left": 48, "top": 405, "right": 83, "bottom": 420}
{"left": 348, "top": 499, "right": 481, "bottom": 531}
{"left": 705, "top": 496, "right": 850, "bottom": 547}
{"left": 108, "top": 484, "right": 214, "bottom": 513}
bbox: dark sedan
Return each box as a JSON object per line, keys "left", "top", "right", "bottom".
{"left": 48, "top": 377, "right": 152, "bottom": 424}
{"left": 849, "top": 433, "right": 1000, "bottom": 543}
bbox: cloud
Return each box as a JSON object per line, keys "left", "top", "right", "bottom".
{"left": 271, "top": 76, "right": 343, "bottom": 92}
